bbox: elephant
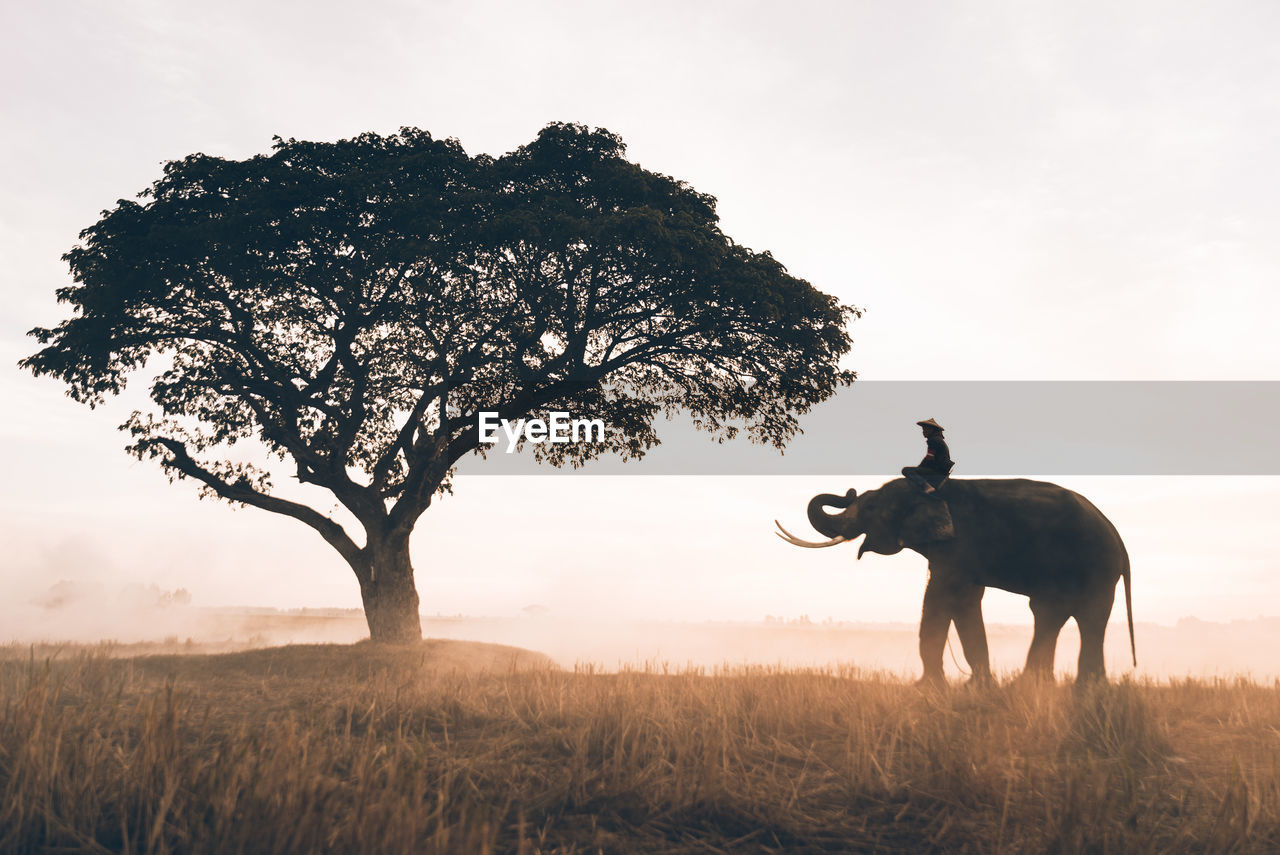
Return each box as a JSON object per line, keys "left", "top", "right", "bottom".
{"left": 775, "top": 477, "right": 1134, "bottom": 686}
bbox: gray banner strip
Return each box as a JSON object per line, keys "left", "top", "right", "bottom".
{"left": 455, "top": 381, "right": 1279, "bottom": 475}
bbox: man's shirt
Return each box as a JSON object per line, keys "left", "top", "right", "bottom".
{"left": 920, "top": 435, "right": 952, "bottom": 473}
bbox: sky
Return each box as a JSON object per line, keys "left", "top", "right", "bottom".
{"left": 3, "top": 1, "right": 1279, "bottom": 642}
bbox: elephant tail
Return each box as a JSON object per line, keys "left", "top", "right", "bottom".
{"left": 1123, "top": 556, "right": 1136, "bottom": 667}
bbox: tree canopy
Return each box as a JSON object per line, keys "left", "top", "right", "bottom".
{"left": 23, "top": 122, "right": 859, "bottom": 641}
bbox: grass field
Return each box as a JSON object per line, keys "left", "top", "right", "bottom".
{"left": 2, "top": 642, "right": 1278, "bottom": 854}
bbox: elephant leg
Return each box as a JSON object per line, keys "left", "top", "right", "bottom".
{"left": 1023, "top": 598, "right": 1069, "bottom": 681}
{"left": 951, "top": 586, "right": 993, "bottom": 686}
{"left": 917, "top": 578, "right": 952, "bottom": 687}
{"left": 1075, "top": 592, "right": 1116, "bottom": 684}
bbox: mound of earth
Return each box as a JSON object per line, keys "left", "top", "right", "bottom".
{"left": 125, "top": 639, "right": 558, "bottom": 683}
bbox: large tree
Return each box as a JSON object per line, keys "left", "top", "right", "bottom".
{"left": 23, "top": 123, "right": 858, "bottom": 642}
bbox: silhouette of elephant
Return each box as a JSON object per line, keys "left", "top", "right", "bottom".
{"left": 776, "top": 477, "right": 1134, "bottom": 686}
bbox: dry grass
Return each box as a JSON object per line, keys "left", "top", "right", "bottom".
{"left": 1, "top": 643, "right": 1279, "bottom": 853}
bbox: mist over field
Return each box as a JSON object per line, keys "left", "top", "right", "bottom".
{"left": 6, "top": 586, "right": 1278, "bottom": 681}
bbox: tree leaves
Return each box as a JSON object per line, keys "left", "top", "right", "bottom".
{"left": 22, "top": 122, "right": 859, "bottom": 544}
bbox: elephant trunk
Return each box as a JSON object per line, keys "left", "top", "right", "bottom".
{"left": 807, "top": 489, "right": 859, "bottom": 539}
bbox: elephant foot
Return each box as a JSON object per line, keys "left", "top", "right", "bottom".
{"left": 1013, "top": 669, "right": 1055, "bottom": 687}
{"left": 965, "top": 671, "right": 995, "bottom": 690}
{"left": 914, "top": 673, "right": 947, "bottom": 691}
{"left": 1072, "top": 672, "right": 1109, "bottom": 693}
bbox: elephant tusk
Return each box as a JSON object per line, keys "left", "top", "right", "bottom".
{"left": 774, "top": 520, "right": 847, "bottom": 549}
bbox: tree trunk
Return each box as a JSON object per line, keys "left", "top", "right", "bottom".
{"left": 357, "top": 531, "right": 422, "bottom": 643}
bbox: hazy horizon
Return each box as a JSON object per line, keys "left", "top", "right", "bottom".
{"left": 9, "top": 592, "right": 1280, "bottom": 682}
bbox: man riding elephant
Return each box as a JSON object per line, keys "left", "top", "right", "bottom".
{"left": 902, "top": 418, "right": 953, "bottom": 495}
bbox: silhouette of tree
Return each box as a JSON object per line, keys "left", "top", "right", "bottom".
{"left": 23, "top": 123, "right": 858, "bottom": 642}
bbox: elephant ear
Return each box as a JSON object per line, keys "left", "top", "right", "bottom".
{"left": 900, "top": 499, "right": 956, "bottom": 546}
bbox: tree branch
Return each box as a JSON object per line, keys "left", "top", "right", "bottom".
{"left": 151, "top": 437, "right": 367, "bottom": 572}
